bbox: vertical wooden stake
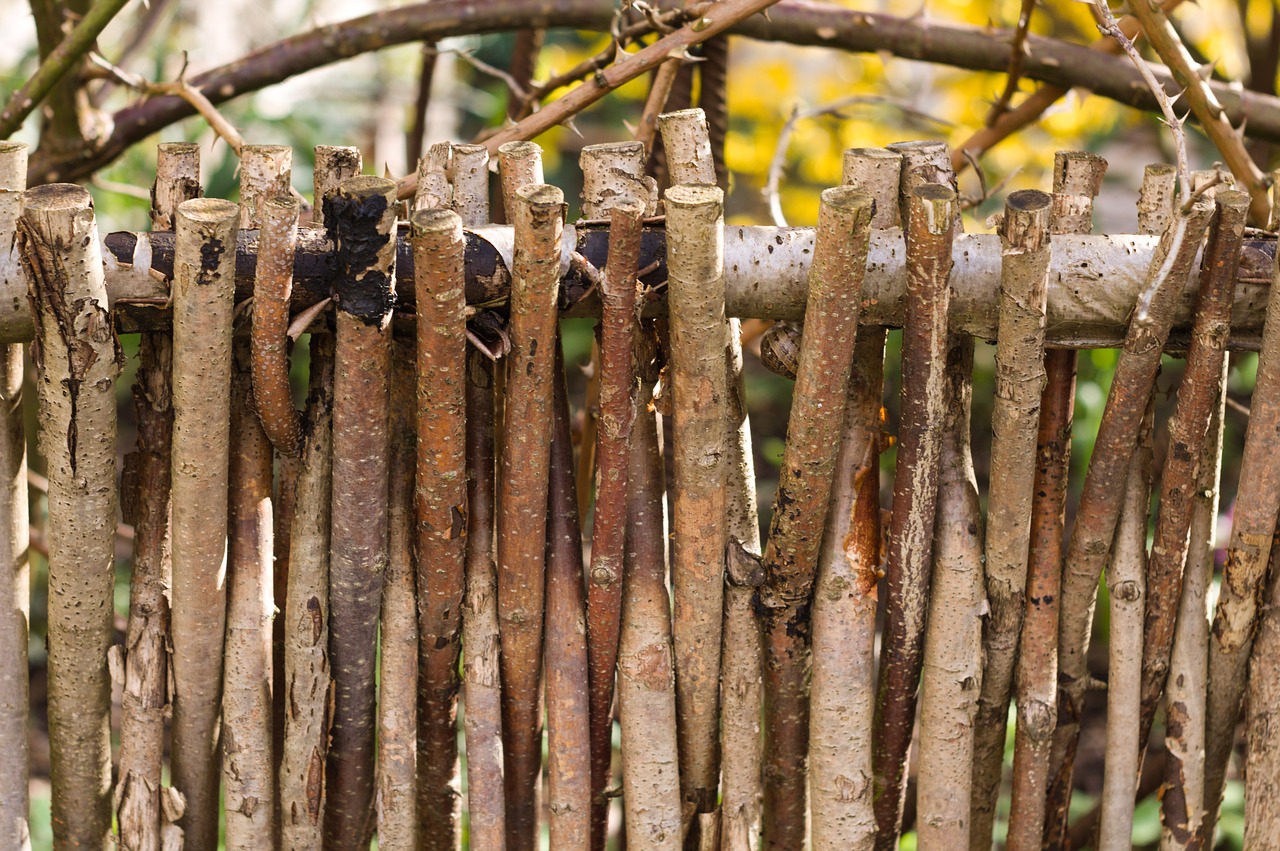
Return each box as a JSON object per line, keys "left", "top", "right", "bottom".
{"left": 412, "top": 207, "right": 468, "bottom": 850}
{"left": 497, "top": 181, "right": 563, "bottom": 851}
{"left": 0, "top": 141, "right": 27, "bottom": 851}
{"left": 324, "top": 175, "right": 398, "bottom": 850}
{"left": 167, "top": 195, "right": 240, "bottom": 851}
{"left": 872, "top": 182, "right": 956, "bottom": 850}
{"left": 19, "top": 183, "right": 121, "bottom": 851}
{"left": 808, "top": 146, "right": 901, "bottom": 851}
{"left": 451, "top": 144, "right": 490, "bottom": 226}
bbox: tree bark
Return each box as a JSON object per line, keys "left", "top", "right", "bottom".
{"left": 546, "top": 347, "right": 593, "bottom": 851}
{"left": 968, "top": 189, "right": 1052, "bottom": 849}
{"left": 411, "top": 207, "right": 468, "bottom": 851}
{"left": 496, "top": 182, "right": 563, "bottom": 851}
{"left": 222, "top": 331, "right": 276, "bottom": 847}
{"left": 618, "top": 328, "right": 683, "bottom": 851}
{"left": 165, "top": 194, "right": 241, "bottom": 851}
{"left": 758, "top": 187, "right": 875, "bottom": 851}
{"left": 871, "top": 183, "right": 956, "bottom": 850}
{"left": 664, "top": 182, "right": 730, "bottom": 826}
{"left": 0, "top": 142, "right": 29, "bottom": 851}
{"left": 279, "top": 334, "right": 335, "bottom": 851}
{"left": 1139, "top": 189, "right": 1249, "bottom": 754}
{"left": 916, "top": 335, "right": 984, "bottom": 848}
{"left": 324, "top": 175, "right": 398, "bottom": 850}
{"left": 19, "top": 182, "right": 120, "bottom": 851}
{"left": 378, "top": 342, "right": 418, "bottom": 849}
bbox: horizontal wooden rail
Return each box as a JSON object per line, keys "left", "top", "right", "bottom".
{"left": 0, "top": 222, "right": 1275, "bottom": 348}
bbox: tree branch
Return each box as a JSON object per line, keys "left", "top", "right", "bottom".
{"left": 26, "top": 0, "right": 1280, "bottom": 185}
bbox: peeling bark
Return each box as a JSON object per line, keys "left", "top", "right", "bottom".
{"left": 324, "top": 175, "right": 398, "bottom": 851}
{"left": 872, "top": 182, "right": 956, "bottom": 850}
{"left": 1051, "top": 195, "right": 1213, "bottom": 836}
{"left": 166, "top": 195, "right": 241, "bottom": 851}
{"left": 1140, "top": 190, "right": 1249, "bottom": 754}
{"left": 411, "top": 208, "right": 467, "bottom": 851}
{"left": 312, "top": 146, "right": 363, "bottom": 225}
{"left": 19, "top": 183, "right": 121, "bottom": 851}
{"left": 917, "top": 335, "right": 984, "bottom": 848}
{"left": 496, "top": 182, "right": 563, "bottom": 851}
{"left": 279, "top": 334, "right": 335, "bottom": 851}
{"left": 758, "top": 188, "right": 875, "bottom": 851}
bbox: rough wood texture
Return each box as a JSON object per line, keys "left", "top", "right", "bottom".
{"left": 871, "top": 183, "right": 956, "bottom": 850}
{"left": 584, "top": 197, "right": 645, "bottom": 849}
{"left": 496, "top": 182, "right": 563, "bottom": 851}
{"left": 968, "top": 189, "right": 1052, "bottom": 847}
{"left": 917, "top": 335, "right": 984, "bottom": 848}
{"left": 279, "top": 334, "right": 335, "bottom": 851}
{"left": 378, "top": 345, "right": 418, "bottom": 849}
{"left": 1139, "top": 190, "right": 1249, "bottom": 755}
{"left": 461, "top": 350, "right": 506, "bottom": 850}
{"left": 1160, "top": 378, "right": 1227, "bottom": 851}
{"left": 165, "top": 195, "right": 241, "bottom": 851}
{"left": 250, "top": 195, "right": 303, "bottom": 457}
{"left": 19, "top": 183, "right": 121, "bottom": 851}
{"left": 618, "top": 332, "right": 683, "bottom": 851}
{"left": 1096, "top": 407, "right": 1153, "bottom": 851}
{"left": 664, "top": 182, "right": 730, "bottom": 822}
{"left": 411, "top": 208, "right": 467, "bottom": 851}
{"left": 222, "top": 333, "right": 276, "bottom": 847}
{"left": 450, "top": 144, "right": 490, "bottom": 227}
{"left": 312, "top": 146, "right": 363, "bottom": 225}
{"left": 324, "top": 175, "right": 398, "bottom": 851}
{"left": 0, "top": 142, "right": 28, "bottom": 851}
{"left": 1004, "top": 349, "right": 1075, "bottom": 851}
{"left": 239, "top": 145, "right": 293, "bottom": 229}
{"left": 1051, "top": 195, "right": 1213, "bottom": 834}
{"left": 546, "top": 351, "right": 593, "bottom": 851}
{"left": 758, "top": 188, "right": 875, "bottom": 851}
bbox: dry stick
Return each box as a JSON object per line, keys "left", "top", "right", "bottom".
{"left": 1161, "top": 376, "right": 1228, "bottom": 850}
{"left": 222, "top": 325, "right": 277, "bottom": 847}
{"left": 637, "top": 61, "right": 683, "bottom": 154}
{"left": 497, "top": 182, "right": 564, "bottom": 851}
{"left": 1203, "top": 178, "right": 1280, "bottom": 839}
{"left": 379, "top": 343, "right": 419, "bottom": 849}
{"left": 968, "top": 187, "right": 1053, "bottom": 847}
{"left": 582, "top": 173, "right": 646, "bottom": 851}
{"left": 166, "top": 195, "right": 241, "bottom": 851}
{"left": 240, "top": 145, "right": 293, "bottom": 229}
{"left": 415, "top": 141, "right": 453, "bottom": 212}
{"left": 19, "top": 183, "right": 121, "bottom": 851}
{"left": 0, "top": 143, "right": 28, "bottom": 851}
{"left": 1139, "top": 164, "right": 1178, "bottom": 237}
{"left": 313, "top": 146, "right": 364, "bottom": 225}
{"left": 279, "top": 333, "right": 335, "bottom": 851}
{"left": 1030, "top": 150, "right": 1108, "bottom": 850}
{"left": 545, "top": 347, "right": 593, "bottom": 851}
{"left": 462, "top": 348, "right": 507, "bottom": 850}
{"left": 916, "top": 334, "right": 984, "bottom": 848}
{"left": 115, "top": 141, "right": 199, "bottom": 851}
{"left": 1049, "top": 192, "right": 1215, "bottom": 847}
{"left": 250, "top": 195, "right": 303, "bottom": 457}
{"left": 498, "top": 142, "right": 545, "bottom": 224}
{"left": 411, "top": 208, "right": 468, "bottom": 851}
{"left": 1096, "top": 406, "right": 1155, "bottom": 851}
{"left": 1139, "top": 189, "right": 1250, "bottom": 758}
{"left": 324, "top": 175, "right": 398, "bottom": 850}
{"left": 757, "top": 187, "right": 874, "bottom": 851}
{"left": 618, "top": 328, "right": 683, "bottom": 851}
{"left": 807, "top": 146, "right": 900, "bottom": 851}
{"left": 871, "top": 183, "right": 957, "bottom": 851}
{"left": 1005, "top": 350, "right": 1076, "bottom": 851}
{"left": 665, "top": 182, "right": 730, "bottom": 830}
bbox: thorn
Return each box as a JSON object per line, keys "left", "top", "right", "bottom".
{"left": 759, "top": 6, "right": 771, "bottom": 21}
{"left": 1196, "top": 62, "right": 1215, "bottom": 81}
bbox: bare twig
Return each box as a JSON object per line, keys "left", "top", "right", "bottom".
{"left": 986, "top": 0, "right": 1037, "bottom": 124}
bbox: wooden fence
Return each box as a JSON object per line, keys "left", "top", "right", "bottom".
{"left": 0, "top": 108, "right": 1275, "bottom": 850}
